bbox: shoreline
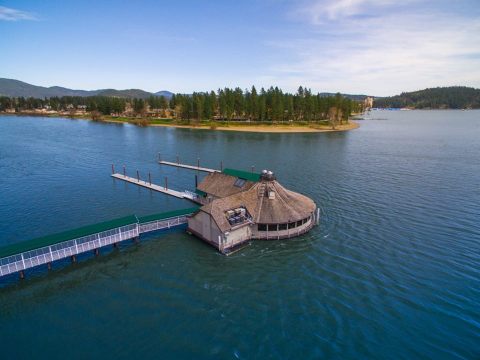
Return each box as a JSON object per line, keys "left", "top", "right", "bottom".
{"left": 0, "top": 112, "right": 359, "bottom": 133}
{"left": 145, "top": 121, "right": 359, "bottom": 133}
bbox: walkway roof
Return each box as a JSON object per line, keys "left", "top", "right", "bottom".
{"left": 0, "top": 215, "right": 138, "bottom": 259}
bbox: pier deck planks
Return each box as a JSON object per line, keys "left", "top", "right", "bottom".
{"left": 158, "top": 160, "right": 220, "bottom": 173}
{"left": 112, "top": 173, "right": 186, "bottom": 198}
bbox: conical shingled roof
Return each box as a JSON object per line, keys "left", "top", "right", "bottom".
{"left": 196, "top": 172, "right": 256, "bottom": 198}
{"left": 199, "top": 177, "right": 316, "bottom": 232}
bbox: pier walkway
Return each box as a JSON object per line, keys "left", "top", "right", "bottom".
{"left": 111, "top": 173, "right": 197, "bottom": 201}
{"left": 158, "top": 160, "right": 220, "bottom": 173}
{"left": 0, "top": 207, "right": 198, "bottom": 279}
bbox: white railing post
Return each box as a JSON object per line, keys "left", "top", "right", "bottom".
{"left": 21, "top": 254, "right": 26, "bottom": 270}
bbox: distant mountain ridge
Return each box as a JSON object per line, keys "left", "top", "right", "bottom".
{"left": 374, "top": 86, "right": 480, "bottom": 109}
{"left": 0, "top": 78, "right": 173, "bottom": 99}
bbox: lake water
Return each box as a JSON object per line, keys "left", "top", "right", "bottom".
{"left": 0, "top": 111, "right": 479, "bottom": 359}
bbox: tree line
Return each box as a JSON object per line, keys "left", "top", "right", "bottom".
{"left": 0, "top": 86, "right": 363, "bottom": 123}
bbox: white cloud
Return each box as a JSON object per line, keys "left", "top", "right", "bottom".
{"left": 0, "top": 6, "right": 37, "bottom": 21}
{"left": 303, "top": 0, "right": 400, "bottom": 22}
{"left": 266, "top": 1, "right": 480, "bottom": 95}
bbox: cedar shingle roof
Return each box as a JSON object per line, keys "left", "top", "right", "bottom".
{"left": 199, "top": 175, "right": 316, "bottom": 232}
{"left": 197, "top": 172, "right": 255, "bottom": 198}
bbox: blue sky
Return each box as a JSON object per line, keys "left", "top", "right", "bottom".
{"left": 0, "top": 0, "right": 479, "bottom": 95}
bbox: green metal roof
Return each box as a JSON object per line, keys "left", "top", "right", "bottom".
{"left": 137, "top": 207, "right": 199, "bottom": 224}
{"left": 222, "top": 168, "right": 261, "bottom": 182}
{"left": 0, "top": 215, "right": 138, "bottom": 259}
{"left": 195, "top": 188, "right": 207, "bottom": 197}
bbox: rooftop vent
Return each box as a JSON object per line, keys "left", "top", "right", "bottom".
{"left": 261, "top": 169, "right": 276, "bottom": 181}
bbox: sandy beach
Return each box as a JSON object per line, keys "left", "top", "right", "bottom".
{"left": 148, "top": 121, "right": 359, "bottom": 133}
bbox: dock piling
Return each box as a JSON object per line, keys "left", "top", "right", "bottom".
{"left": 136, "top": 170, "right": 140, "bottom": 182}
{"left": 251, "top": 165, "right": 255, "bottom": 173}
{"left": 123, "top": 165, "right": 126, "bottom": 177}
{"left": 94, "top": 248, "right": 99, "bottom": 256}
{"left": 112, "top": 164, "right": 115, "bottom": 174}
{"left": 71, "top": 255, "right": 77, "bottom": 263}
{"left": 19, "top": 270, "right": 25, "bottom": 280}
{"left": 220, "top": 161, "right": 223, "bottom": 171}
{"left": 195, "top": 174, "right": 198, "bottom": 188}
{"left": 165, "top": 176, "right": 168, "bottom": 191}
{"left": 47, "top": 262, "right": 52, "bottom": 270}
{"left": 149, "top": 172, "right": 152, "bottom": 185}
{"left": 176, "top": 155, "right": 179, "bottom": 164}
{"left": 158, "top": 152, "right": 161, "bottom": 161}
{"left": 197, "top": 158, "right": 200, "bottom": 169}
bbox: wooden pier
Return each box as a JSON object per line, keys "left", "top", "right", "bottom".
{"left": 111, "top": 173, "right": 196, "bottom": 200}
{"left": 158, "top": 160, "right": 220, "bottom": 173}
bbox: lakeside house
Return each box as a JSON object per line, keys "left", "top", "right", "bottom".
{"left": 188, "top": 169, "right": 318, "bottom": 253}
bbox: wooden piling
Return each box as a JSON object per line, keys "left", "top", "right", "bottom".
{"left": 111, "top": 164, "right": 115, "bottom": 174}
{"left": 176, "top": 155, "right": 179, "bottom": 164}
{"left": 71, "top": 255, "right": 77, "bottom": 263}
{"left": 197, "top": 158, "right": 200, "bottom": 168}
{"left": 94, "top": 248, "right": 99, "bottom": 256}
{"left": 47, "top": 262, "right": 52, "bottom": 270}
{"left": 123, "top": 165, "right": 126, "bottom": 177}
{"left": 136, "top": 170, "right": 140, "bottom": 182}
{"left": 165, "top": 176, "right": 168, "bottom": 191}
{"left": 19, "top": 270, "right": 25, "bottom": 280}
{"left": 149, "top": 172, "right": 152, "bottom": 185}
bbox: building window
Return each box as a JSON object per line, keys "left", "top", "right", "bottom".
{"left": 258, "top": 224, "right": 267, "bottom": 231}
{"left": 296, "top": 220, "right": 303, "bottom": 227}
{"left": 268, "top": 224, "right": 277, "bottom": 231}
{"left": 288, "top": 222, "right": 296, "bottom": 229}
{"left": 279, "top": 223, "right": 288, "bottom": 230}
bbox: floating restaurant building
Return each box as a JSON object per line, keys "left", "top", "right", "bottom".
{"left": 188, "top": 168, "right": 318, "bottom": 253}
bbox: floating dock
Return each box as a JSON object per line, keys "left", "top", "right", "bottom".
{"left": 158, "top": 160, "right": 220, "bottom": 173}
{"left": 0, "top": 207, "right": 199, "bottom": 280}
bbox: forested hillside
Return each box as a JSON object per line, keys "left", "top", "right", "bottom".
{"left": 374, "top": 87, "right": 480, "bottom": 109}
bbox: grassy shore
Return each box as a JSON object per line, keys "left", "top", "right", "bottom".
{"left": 1, "top": 112, "right": 359, "bottom": 133}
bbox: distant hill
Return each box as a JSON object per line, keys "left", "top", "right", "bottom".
{"left": 0, "top": 78, "right": 171, "bottom": 99}
{"left": 0, "top": 79, "right": 100, "bottom": 98}
{"left": 155, "top": 90, "right": 174, "bottom": 99}
{"left": 96, "top": 89, "right": 154, "bottom": 99}
{"left": 374, "top": 86, "right": 480, "bottom": 109}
